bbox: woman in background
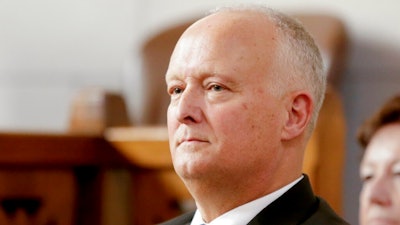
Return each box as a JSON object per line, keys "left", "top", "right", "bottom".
{"left": 357, "top": 95, "right": 400, "bottom": 225}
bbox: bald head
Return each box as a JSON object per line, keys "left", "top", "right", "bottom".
{"left": 184, "top": 9, "right": 277, "bottom": 47}
{"left": 169, "top": 10, "right": 279, "bottom": 84}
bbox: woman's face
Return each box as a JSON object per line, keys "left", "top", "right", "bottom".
{"left": 360, "top": 123, "right": 400, "bottom": 225}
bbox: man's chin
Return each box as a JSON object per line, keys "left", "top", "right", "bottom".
{"left": 175, "top": 163, "right": 210, "bottom": 181}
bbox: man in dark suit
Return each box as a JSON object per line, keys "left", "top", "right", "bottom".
{"left": 161, "top": 4, "right": 349, "bottom": 225}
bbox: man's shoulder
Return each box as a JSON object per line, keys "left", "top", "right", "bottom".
{"left": 157, "top": 211, "right": 195, "bottom": 225}
{"left": 248, "top": 176, "right": 350, "bottom": 225}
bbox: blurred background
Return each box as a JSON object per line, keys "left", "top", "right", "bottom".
{"left": 1, "top": 0, "right": 400, "bottom": 224}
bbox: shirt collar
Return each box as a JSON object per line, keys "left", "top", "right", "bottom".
{"left": 191, "top": 175, "right": 303, "bottom": 225}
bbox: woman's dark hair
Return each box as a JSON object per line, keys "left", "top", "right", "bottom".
{"left": 357, "top": 95, "right": 400, "bottom": 149}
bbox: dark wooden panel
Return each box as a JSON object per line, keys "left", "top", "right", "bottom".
{"left": 0, "top": 132, "right": 131, "bottom": 168}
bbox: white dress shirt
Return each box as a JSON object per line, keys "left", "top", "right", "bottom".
{"left": 190, "top": 175, "right": 303, "bottom": 225}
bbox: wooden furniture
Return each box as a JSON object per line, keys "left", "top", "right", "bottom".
{"left": 0, "top": 132, "right": 131, "bottom": 225}
{"left": 68, "top": 87, "right": 130, "bottom": 134}
{"left": 303, "top": 85, "right": 346, "bottom": 215}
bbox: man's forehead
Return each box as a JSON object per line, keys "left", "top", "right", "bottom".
{"left": 187, "top": 10, "right": 275, "bottom": 36}
{"left": 177, "top": 11, "right": 277, "bottom": 56}
{"left": 166, "top": 10, "right": 278, "bottom": 82}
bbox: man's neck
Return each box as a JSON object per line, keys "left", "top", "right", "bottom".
{"left": 192, "top": 175, "right": 304, "bottom": 224}
{"left": 186, "top": 172, "right": 302, "bottom": 222}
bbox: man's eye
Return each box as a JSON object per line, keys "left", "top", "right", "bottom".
{"left": 172, "top": 87, "right": 183, "bottom": 95}
{"left": 210, "top": 84, "right": 224, "bottom": 92}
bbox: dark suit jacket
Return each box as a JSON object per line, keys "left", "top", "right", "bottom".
{"left": 158, "top": 175, "right": 349, "bottom": 225}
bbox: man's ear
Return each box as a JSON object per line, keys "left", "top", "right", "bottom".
{"left": 281, "top": 92, "right": 313, "bottom": 141}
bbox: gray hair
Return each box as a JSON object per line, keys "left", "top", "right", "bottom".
{"left": 210, "top": 5, "right": 326, "bottom": 132}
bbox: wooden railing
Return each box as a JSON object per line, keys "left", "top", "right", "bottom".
{"left": 0, "top": 131, "right": 131, "bottom": 225}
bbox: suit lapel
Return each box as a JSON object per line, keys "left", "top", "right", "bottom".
{"left": 247, "top": 175, "right": 317, "bottom": 225}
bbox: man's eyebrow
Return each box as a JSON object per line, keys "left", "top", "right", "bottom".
{"left": 166, "top": 71, "right": 239, "bottom": 89}
{"left": 202, "top": 72, "right": 236, "bottom": 83}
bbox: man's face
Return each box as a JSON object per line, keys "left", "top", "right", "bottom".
{"left": 359, "top": 123, "right": 400, "bottom": 225}
{"left": 165, "top": 12, "right": 288, "bottom": 184}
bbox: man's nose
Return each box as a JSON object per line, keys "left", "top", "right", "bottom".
{"left": 175, "top": 87, "right": 203, "bottom": 124}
